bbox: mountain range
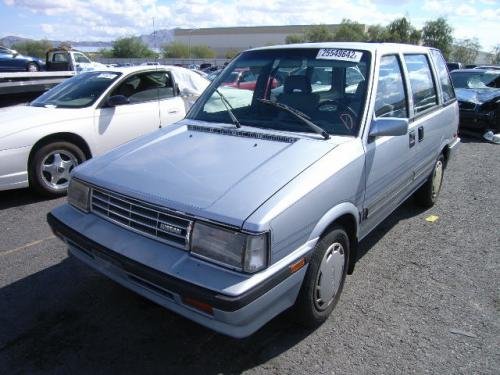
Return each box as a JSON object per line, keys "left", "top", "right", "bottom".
{"left": 0, "top": 29, "right": 175, "bottom": 49}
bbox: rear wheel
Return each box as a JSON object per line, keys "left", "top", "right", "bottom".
{"left": 26, "top": 62, "right": 39, "bottom": 72}
{"left": 294, "top": 226, "right": 349, "bottom": 327}
{"left": 30, "top": 141, "right": 86, "bottom": 197}
{"left": 414, "top": 154, "right": 445, "bottom": 208}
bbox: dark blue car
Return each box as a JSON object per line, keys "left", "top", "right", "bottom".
{"left": 0, "top": 46, "right": 44, "bottom": 72}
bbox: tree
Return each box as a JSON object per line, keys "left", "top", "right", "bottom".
{"left": 305, "top": 25, "right": 334, "bottom": 42}
{"left": 110, "top": 37, "right": 156, "bottom": 58}
{"left": 451, "top": 38, "right": 481, "bottom": 65}
{"left": 225, "top": 48, "right": 240, "bottom": 59}
{"left": 11, "top": 39, "right": 53, "bottom": 58}
{"left": 490, "top": 44, "right": 500, "bottom": 64}
{"left": 422, "top": 17, "right": 453, "bottom": 59}
{"left": 285, "top": 34, "right": 305, "bottom": 44}
{"left": 162, "top": 42, "right": 189, "bottom": 58}
{"left": 190, "top": 45, "right": 216, "bottom": 58}
{"left": 333, "top": 19, "right": 367, "bottom": 42}
{"left": 367, "top": 24, "right": 388, "bottom": 42}
{"left": 98, "top": 48, "right": 114, "bottom": 58}
{"left": 386, "top": 17, "right": 421, "bottom": 44}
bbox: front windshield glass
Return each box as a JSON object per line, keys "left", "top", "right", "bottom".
{"left": 450, "top": 71, "right": 500, "bottom": 89}
{"left": 188, "top": 48, "right": 371, "bottom": 136}
{"left": 31, "top": 71, "right": 121, "bottom": 108}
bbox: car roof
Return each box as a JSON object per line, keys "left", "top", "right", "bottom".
{"left": 249, "top": 42, "right": 434, "bottom": 55}
{"left": 92, "top": 65, "right": 192, "bottom": 75}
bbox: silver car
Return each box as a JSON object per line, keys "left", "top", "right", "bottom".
{"left": 48, "top": 43, "right": 460, "bottom": 338}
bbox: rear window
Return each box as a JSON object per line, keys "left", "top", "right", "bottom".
{"left": 430, "top": 50, "right": 456, "bottom": 104}
{"left": 404, "top": 54, "right": 438, "bottom": 115}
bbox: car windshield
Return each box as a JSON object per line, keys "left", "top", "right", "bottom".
{"left": 30, "top": 71, "right": 121, "bottom": 108}
{"left": 450, "top": 71, "right": 500, "bottom": 89}
{"left": 188, "top": 48, "right": 371, "bottom": 137}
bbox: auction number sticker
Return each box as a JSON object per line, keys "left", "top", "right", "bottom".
{"left": 316, "top": 49, "right": 363, "bottom": 62}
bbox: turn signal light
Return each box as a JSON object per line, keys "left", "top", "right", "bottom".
{"left": 182, "top": 297, "right": 214, "bottom": 315}
{"left": 289, "top": 258, "right": 306, "bottom": 273}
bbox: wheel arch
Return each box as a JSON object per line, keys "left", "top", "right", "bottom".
{"left": 308, "top": 202, "right": 359, "bottom": 275}
{"left": 28, "top": 132, "right": 92, "bottom": 170}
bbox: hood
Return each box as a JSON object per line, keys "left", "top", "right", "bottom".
{"left": 75, "top": 120, "right": 342, "bottom": 227}
{"left": 455, "top": 87, "right": 500, "bottom": 105}
{"left": 0, "top": 105, "right": 91, "bottom": 141}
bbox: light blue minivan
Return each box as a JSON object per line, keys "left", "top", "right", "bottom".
{"left": 48, "top": 43, "right": 460, "bottom": 338}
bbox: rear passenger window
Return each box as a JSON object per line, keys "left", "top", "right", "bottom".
{"left": 404, "top": 54, "right": 438, "bottom": 115}
{"left": 375, "top": 55, "right": 408, "bottom": 118}
{"left": 430, "top": 50, "right": 456, "bottom": 103}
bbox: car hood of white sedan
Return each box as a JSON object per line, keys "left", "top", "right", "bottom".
{"left": 0, "top": 105, "right": 92, "bottom": 141}
{"left": 74, "top": 119, "right": 346, "bottom": 227}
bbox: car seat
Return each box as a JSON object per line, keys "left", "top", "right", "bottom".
{"left": 278, "top": 75, "right": 320, "bottom": 114}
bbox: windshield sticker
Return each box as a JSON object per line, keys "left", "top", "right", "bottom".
{"left": 316, "top": 49, "right": 363, "bottom": 62}
{"left": 97, "top": 73, "right": 117, "bottom": 79}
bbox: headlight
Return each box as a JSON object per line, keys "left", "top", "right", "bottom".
{"left": 191, "top": 222, "right": 268, "bottom": 273}
{"left": 68, "top": 179, "right": 90, "bottom": 212}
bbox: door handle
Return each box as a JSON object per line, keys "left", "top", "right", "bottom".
{"left": 168, "top": 110, "right": 179, "bottom": 114}
{"left": 409, "top": 130, "right": 416, "bottom": 148}
{"left": 418, "top": 126, "right": 424, "bottom": 142}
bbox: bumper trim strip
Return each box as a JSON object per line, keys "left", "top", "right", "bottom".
{"left": 47, "top": 212, "right": 299, "bottom": 312}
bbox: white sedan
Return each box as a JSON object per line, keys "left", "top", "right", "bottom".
{"left": 0, "top": 65, "right": 209, "bottom": 196}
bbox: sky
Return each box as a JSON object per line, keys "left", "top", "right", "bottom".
{"left": 0, "top": 0, "right": 498, "bottom": 50}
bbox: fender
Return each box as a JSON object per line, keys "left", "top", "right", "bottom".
{"left": 307, "top": 201, "right": 359, "bottom": 241}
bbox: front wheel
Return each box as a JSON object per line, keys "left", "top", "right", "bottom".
{"left": 293, "top": 226, "right": 349, "bottom": 327}
{"left": 414, "top": 154, "right": 445, "bottom": 208}
{"left": 30, "top": 141, "right": 86, "bottom": 197}
{"left": 26, "top": 62, "right": 39, "bottom": 72}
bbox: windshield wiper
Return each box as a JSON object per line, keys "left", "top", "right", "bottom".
{"left": 258, "top": 99, "right": 329, "bottom": 140}
{"left": 215, "top": 89, "right": 241, "bottom": 128}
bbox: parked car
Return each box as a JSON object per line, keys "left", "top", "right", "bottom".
{"left": 474, "top": 65, "right": 500, "bottom": 71}
{"left": 48, "top": 43, "right": 459, "bottom": 338}
{"left": 0, "top": 66, "right": 209, "bottom": 195}
{"left": 446, "top": 62, "right": 462, "bottom": 71}
{"left": 45, "top": 48, "right": 106, "bottom": 73}
{"left": 0, "top": 46, "right": 45, "bottom": 72}
{"left": 450, "top": 69, "right": 500, "bottom": 133}
{"left": 220, "top": 68, "right": 272, "bottom": 90}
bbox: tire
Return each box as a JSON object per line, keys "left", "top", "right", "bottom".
{"left": 294, "top": 226, "right": 350, "bottom": 328}
{"left": 29, "top": 141, "right": 86, "bottom": 197}
{"left": 26, "top": 62, "right": 39, "bottom": 72}
{"left": 414, "top": 154, "right": 445, "bottom": 208}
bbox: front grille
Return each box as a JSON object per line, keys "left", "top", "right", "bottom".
{"left": 90, "top": 188, "right": 192, "bottom": 249}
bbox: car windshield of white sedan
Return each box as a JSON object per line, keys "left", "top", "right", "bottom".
{"left": 30, "top": 72, "right": 121, "bottom": 108}
{"left": 189, "top": 48, "right": 371, "bottom": 136}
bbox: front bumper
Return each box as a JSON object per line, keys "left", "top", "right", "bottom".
{"left": 47, "top": 209, "right": 309, "bottom": 338}
{"left": 459, "top": 109, "right": 499, "bottom": 132}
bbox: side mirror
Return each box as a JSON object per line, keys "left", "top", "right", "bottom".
{"left": 369, "top": 117, "right": 408, "bottom": 139}
{"left": 107, "top": 95, "right": 129, "bottom": 107}
{"left": 12, "top": 49, "right": 18, "bottom": 57}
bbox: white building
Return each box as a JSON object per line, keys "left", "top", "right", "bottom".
{"left": 173, "top": 25, "right": 343, "bottom": 57}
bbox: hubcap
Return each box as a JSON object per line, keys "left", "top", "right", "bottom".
{"left": 28, "top": 64, "right": 38, "bottom": 72}
{"left": 40, "top": 150, "right": 78, "bottom": 191}
{"left": 431, "top": 160, "right": 443, "bottom": 199}
{"left": 314, "top": 242, "right": 345, "bottom": 311}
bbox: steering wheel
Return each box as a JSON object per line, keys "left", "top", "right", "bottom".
{"left": 317, "top": 100, "right": 358, "bottom": 131}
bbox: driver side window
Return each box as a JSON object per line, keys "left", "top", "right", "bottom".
{"left": 375, "top": 55, "right": 408, "bottom": 118}
{"left": 112, "top": 71, "right": 175, "bottom": 104}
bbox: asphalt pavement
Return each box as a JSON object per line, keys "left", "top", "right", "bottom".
{"left": 0, "top": 136, "right": 498, "bottom": 374}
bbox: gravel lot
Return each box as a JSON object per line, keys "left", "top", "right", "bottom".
{"left": 0, "top": 136, "right": 498, "bottom": 374}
